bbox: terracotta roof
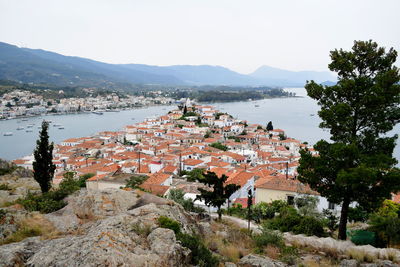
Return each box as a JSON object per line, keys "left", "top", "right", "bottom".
{"left": 140, "top": 184, "right": 170, "bottom": 196}
{"left": 183, "top": 159, "right": 204, "bottom": 166}
{"left": 256, "top": 176, "right": 317, "bottom": 195}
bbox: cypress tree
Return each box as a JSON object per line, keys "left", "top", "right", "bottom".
{"left": 266, "top": 121, "right": 273, "bottom": 131}
{"left": 33, "top": 120, "right": 56, "bottom": 193}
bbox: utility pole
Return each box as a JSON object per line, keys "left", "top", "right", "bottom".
{"left": 138, "top": 150, "right": 141, "bottom": 174}
{"left": 179, "top": 151, "right": 182, "bottom": 175}
{"left": 247, "top": 189, "right": 253, "bottom": 232}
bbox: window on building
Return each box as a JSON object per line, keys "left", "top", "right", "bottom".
{"left": 287, "top": 195, "right": 295, "bottom": 205}
{"left": 328, "top": 202, "right": 335, "bottom": 210}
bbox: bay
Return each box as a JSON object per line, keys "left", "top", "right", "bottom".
{"left": 0, "top": 88, "right": 399, "bottom": 164}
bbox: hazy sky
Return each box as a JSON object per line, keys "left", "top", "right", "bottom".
{"left": 0, "top": 0, "right": 399, "bottom": 74}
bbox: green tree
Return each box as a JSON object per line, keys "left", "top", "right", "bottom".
{"left": 266, "top": 121, "right": 273, "bottom": 131}
{"left": 195, "top": 171, "right": 240, "bottom": 220}
{"left": 209, "top": 142, "right": 228, "bottom": 151}
{"left": 298, "top": 40, "right": 400, "bottom": 240}
{"left": 33, "top": 120, "right": 56, "bottom": 193}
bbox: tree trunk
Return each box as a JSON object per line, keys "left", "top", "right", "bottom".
{"left": 218, "top": 207, "right": 222, "bottom": 221}
{"left": 338, "top": 198, "right": 350, "bottom": 240}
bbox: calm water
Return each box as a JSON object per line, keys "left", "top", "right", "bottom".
{"left": 0, "top": 105, "right": 173, "bottom": 160}
{"left": 0, "top": 88, "right": 399, "bottom": 164}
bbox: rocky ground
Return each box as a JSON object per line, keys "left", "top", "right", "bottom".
{"left": 0, "top": 160, "right": 399, "bottom": 267}
{"left": 0, "top": 159, "right": 37, "bottom": 207}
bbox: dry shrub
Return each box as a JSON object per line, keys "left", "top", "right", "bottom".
{"left": 219, "top": 244, "right": 241, "bottom": 262}
{"left": 264, "top": 245, "right": 280, "bottom": 259}
{"left": 346, "top": 248, "right": 365, "bottom": 262}
{"left": 0, "top": 213, "right": 60, "bottom": 244}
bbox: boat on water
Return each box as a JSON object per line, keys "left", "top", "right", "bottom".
{"left": 26, "top": 129, "right": 33, "bottom": 132}
{"left": 131, "top": 118, "right": 135, "bottom": 120}
{"left": 26, "top": 124, "right": 34, "bottom": 128}
{"left": 53, "top": 123, "right": 61, "bottom": 127}
{"left": 310, "top": 114, "right": 315, "bottom": 116}
{"left": 58, "top": 126, "right": 65, "bottom": 129}
{"left": 3, "top": 132, "right": 13, "bottom": 136}
{"left": 255, "top": 105, "right": 260, "bottom": 107}
{"left": 92, "top": 111, "right": 104, "bottom": 115}
{"left": 17, "top": 126, "right": 24, "bottom": 130}
{"left": 21, "top": 119, "right": 28, "bottom": 121}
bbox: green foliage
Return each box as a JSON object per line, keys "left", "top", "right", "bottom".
{"left": 322, "top": 209, "right": 339, "bottom": 233}
{"left": 158, "top": 216, "right": 181, "bottom": 234}
{"left": 177, "top": 233, "right": 219, "bottom": 267}
{"left": 299, "top": 40, "right": 400, "bottom": 240}
{"left": 0, "top": 165, "right": 17, "bottom": 176}
{"left": 0, "top": 183, "right": 11, "bottom": 191}
{"left": 295, "top": 195, "right": 319, "bottom": 217}
{"left": 125, "top": 175, "right": 148, "bottom": 189}
{"left": 348, "top": 206, "right": 369, "bottom": 223}
{"left": 131, "top": 223, "right": 152, "bottom": 237}
{"left": 77, "top": 173, "right": 95, "bottom": 187}
{"left": 278, "top": 133, "right": 286, "bottom": 140}
{"left": 0, "top": 224, "right": 42, "bottom": 245}
{"left": 17, "top": 173, "right": 83, "bottom": 213}
{"left": 157, "top": 216, "right": 218, "bottom": 266}
{"left": 253, "top": 227, "right": 285, "bottom": 249}
{"left": 265, "top": 206, "right": 326, "bottom": 237}
{"left": 168, "top": 189, "right": 205, "bottom": 213}
{"left": 196, "top": 172, "right": 240, "bottom": 220}
{"left": 368, "top": 200, "right": 400, "bottom": 247}
{"left": 0, "top": 209, "right": 7, "bottom": 220}
{"left": 348, "top": 230, "right": 376, "bottom": 246}
{"left": 184, "top": 168, "right": 205, "bottom": 182}
{"left": 293, "top": 216, "right": 326, "bottom": 237}
{"left": 209, "top": 142, "right": 228, "bottom": 151}
{"left": 33, "top": 120, "right": 56, "bottom": 193}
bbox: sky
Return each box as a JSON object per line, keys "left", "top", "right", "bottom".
{"left": 0, "top": 0, "right": 399, "bottom": 74}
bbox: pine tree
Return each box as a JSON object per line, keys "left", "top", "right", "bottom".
{"left": 33, "top": 120, "right": 56, "bottom": 193}
{"left": 196, "top": 171, "right": 240, "bottom": 220}
{"left": 298, "top": 40, "right": 400, "bottom": 240}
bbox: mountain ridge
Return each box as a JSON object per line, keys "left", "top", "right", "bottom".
{"left": 0, "top": 41, "right": 336, "bottom": 87}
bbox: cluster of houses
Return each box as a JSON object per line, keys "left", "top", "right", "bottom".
{"left": 13, "top": 99, "right": 346, "bottom": 213}
{"left": 0, "top": 89, "right": 175, "bottom": 119}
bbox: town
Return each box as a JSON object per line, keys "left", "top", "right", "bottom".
{"left": 0, "top": 89, "right": 175, "bottom": 119}
{"left": 12, "top": 99, "right": 341, "bottom": 212}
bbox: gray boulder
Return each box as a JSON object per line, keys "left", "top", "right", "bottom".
{"left": 340, "top": 259, "right": 359, "bottom": 267}
{"left": 238, "top": 254, "right": 287, "bottom": 267}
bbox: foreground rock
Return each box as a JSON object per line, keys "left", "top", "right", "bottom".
{"left": 0, "top": 188, "right": 200, "bottom": 267}
{"left": 237, "top": 254, "right": 287, "bottom": 267}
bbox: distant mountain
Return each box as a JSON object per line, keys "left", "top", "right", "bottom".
{"left": 250, "top": 65, "right": 336, "bottom": 87}
{"left": 0, "top": 42, "right": 182, "bottom": 86}
{"left": 0, "top": 41, "right": 336, "bottom": 87}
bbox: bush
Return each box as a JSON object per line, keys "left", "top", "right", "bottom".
{"left": 0, "top": 224, "right": 42, "bottom": 245}
{"left": 209, "top": 142, "right": 228, "bottom": 151}
{"left": 78, "top": 173, "right": 95, "bottom": 187}
{"left": 168, "top": 189, "right": 204, "bottom": 213}
{"left": 265, "top": 206, "right": 326, "bottom": 237}
{"left": 348, "top": 230, "right": 376, "bottom": 246}
{"left": 265, "top": 206, "right": 301, "bottom": 233}
{"left": 0, "top": 183, "right": 11, "bottom": 191}
{"left": 157, "top": 216, "right": 218, "bottom": 266}
{"left": 253, "top": 227, "right": 284, "bottom": 250}
{"left": 125, "top": 175, "right": 148, "bottom": 189}
{"left": 293, "top": 216, "right": 326, "bottom": 237}
{"left": 17, "top": 174, "right": 83, "bottom": 213}
{"left": 158, "top": 216, "right": 181, "bottom": 234}
{"left": 177, "top": 233, "right": 219, "bottom": 267}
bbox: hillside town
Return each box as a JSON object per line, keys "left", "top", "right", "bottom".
{"left": 12, "top": 99, "right": 346, "bottom": 212}
{"left": 0, "top": 89, "right": 174, "bottom": 119}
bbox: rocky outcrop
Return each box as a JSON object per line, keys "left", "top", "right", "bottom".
{"left": 237, "top": 254, "right": 287, "bottom": 267}
{"left": 284, "top": 233, "right": 400, "bottom": 263}
{"left": 0, "top": 188, "right": 199, "bottom": 267}
{"left": 45, "top": 188, "right": 140, "bottom": 232}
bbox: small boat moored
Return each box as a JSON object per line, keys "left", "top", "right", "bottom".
{"left": 3, "top": 132, "right": 13, "bottom": 136}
